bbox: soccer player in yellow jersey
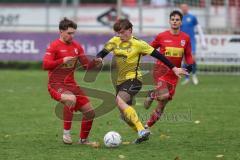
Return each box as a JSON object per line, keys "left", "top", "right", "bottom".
{"left": 96, "top": 19, "right": 188, "bottom": 143}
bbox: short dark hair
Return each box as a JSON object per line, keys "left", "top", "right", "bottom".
{"left": 59, "top": 17, "right": 77, "bottom": 31}
{"left": 113, "top": 19, "right": 133, "bottom": 32}
{"left": 169, "top": 10, "right": 183, "bottom": 20}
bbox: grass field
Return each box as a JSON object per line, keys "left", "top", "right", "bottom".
{"left": 0, "top": 70, "right": 239, "bottom": 160}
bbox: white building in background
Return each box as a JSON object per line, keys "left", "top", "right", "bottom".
{"left": 0, "top": 4, "right": 237, "bottom": 33}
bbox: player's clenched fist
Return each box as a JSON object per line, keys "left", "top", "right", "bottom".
{"left": 94, "top": 57, "right": 103, "bottom": 67}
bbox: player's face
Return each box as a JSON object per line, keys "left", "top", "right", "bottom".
{"left": 169, "top": 15, "right": 182, "bottom": 30}
{"left": 116, "top": 28, "right": 132, "bottom": 42}
{"left": 60, "top": 27, "right": 76, "bottom": 44}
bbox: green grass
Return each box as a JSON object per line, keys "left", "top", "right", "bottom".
{"left": 0, "top": 70, "right": 239, "bottom": 160}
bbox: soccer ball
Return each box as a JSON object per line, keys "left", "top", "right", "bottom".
{"left": 103, "top": 131, "right": 122, "bottom": 148}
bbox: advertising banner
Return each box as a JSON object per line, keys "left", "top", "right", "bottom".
{"left": 0, "top": 32, "right": 239, "bottom": 65}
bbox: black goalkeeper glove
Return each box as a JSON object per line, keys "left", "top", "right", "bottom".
{"left": 186, "top": 65, "right": 193, "bottom": 73}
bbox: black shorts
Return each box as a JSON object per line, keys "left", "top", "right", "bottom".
{"left": 116, "top": 79, "right": 142, "bottom": 96}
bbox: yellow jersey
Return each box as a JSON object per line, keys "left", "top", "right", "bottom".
{"left": 104, "top": 36, "right": 154, "bottom": 85}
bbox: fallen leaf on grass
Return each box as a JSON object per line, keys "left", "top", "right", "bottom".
{"left": 194, "top": 120, "right": 200, "bottom": 124}
{"left": 122, "top": 141, "right": 130, "bottom": 145}
{"left": 216, "top": 154, "right": 224, "bottom": 158}
{"left": 4, "top": 135, "right": 10, "bottom": 138}
{"left": 118, "top": 155, "right": 125, "bottom": 159}
{"left": 91, "top": 142, "right": 101, "bottom": 148}
{"left": 160, "top": 134, "right": 170, "bottom": 140}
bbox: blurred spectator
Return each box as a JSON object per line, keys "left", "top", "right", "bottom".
{"left": 180, "top": 3, "right": 206, "bottom": 85}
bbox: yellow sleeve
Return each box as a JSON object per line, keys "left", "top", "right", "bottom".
{"left": 138, "top": 40, "right": 154, "bottom": 55}
{"left": 104, "top": 37, "right": 118, "bottom": 52}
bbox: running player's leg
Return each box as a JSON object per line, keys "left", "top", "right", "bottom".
{"left": 182, "top": 39, "right": 198, "bottom": 85}
{"left": 117, "top": 91, "right": 144, "bottom": 132}
{"left": 61, "top": 92, "right": 76, "bottom": 144}
{"left": 145, "top": 80, "right": 175, "bottom": 128}
{"left": 72, "top": 86, "right": 95, "bottom": 145}
{"left": 116, "top": 79, "right": 144, "bottom": 132}
{"left": 146, "top": 100, "right": 168, "bottom": 128}
{"left": 77, "top": 101, "right": 96, "bottom": 145}
{"left": 48, "top": 85, "right": 76, "bottom": 144}
{"left": 118, "top": 92, "right": 138, "bottom": 132}
{"left": 116, "top": 79, "right": 150, "bottom": 143}
{"left": 191, "top": 54, "right": 199, "bottom": 85}
{"left": 61, "top": 91, "right": 76, "bottom": 130}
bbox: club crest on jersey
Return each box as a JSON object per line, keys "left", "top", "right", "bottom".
{"left": 74, "top": 48, "right": 78, "bottom": 55}
{"left": 57, "top": 88, "right": 63, "bottom": 93}
{"left": 187, "top": 17, "right": 191, "bottom": 22}
{"left": 180, "top": 40, "right": 186, "bottom": 47}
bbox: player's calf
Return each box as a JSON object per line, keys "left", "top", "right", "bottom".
{"left": 144, "top": 90, "right": 154, "bottom": 109}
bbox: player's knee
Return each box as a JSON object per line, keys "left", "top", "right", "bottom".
{"left": 154, "top": 88, "right": 170, "bottom": 101}
{"left": 155, "top": 90, "right": 170, "bottom": 101}
{"left": 67, "top": 95, "right": 76, "bottom": 104}
{"left": 83, "top": 109, "right": 95, "bottom": 120}
{"left": 116, "top": 92, "right": 131, "bottom": 105}
{"left": 61, "top": 94, "right": 76, "bottom": 107}
{"left": 115, "top": 96, "right": 122, "bottom": 106}
{"left": 88, "top": 110, "right": 95, "bottom": 119}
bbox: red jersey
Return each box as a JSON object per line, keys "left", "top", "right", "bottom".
{"left": 151, "top": 30, "right": 193, "bottom": 84}
{"left": 43, "top": 39, "right": 91, "bottom": 85}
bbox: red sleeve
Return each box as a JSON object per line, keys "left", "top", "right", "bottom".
{"left": 77, "top": 45, "right": 95, "bottom": 70}
{"left": 150, "top": 34, "right": 160, "bottom": 49}
{"left": 184, "top": 37, "right": 194, "bottom": 65}
{"left": 42, "top": 43, "right": 63, "bottom": 70}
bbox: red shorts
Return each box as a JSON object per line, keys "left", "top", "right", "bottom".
{"left": 48, "top": 83, "right": 89, "bottom": 110}
{"left": 154, "top": 78, "right": 176, "bottom": 100}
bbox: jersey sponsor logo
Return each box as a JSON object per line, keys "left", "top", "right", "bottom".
{"left": 180, "top": 40, "right": 186, "bottom": 47}
{"left": 62, "top": 61, "right": 76, "bottom": 68}
{"left": 60, "top": 50, "right": 67, "bottom": 52}
{"left": 165, "top": 47, "right": 184, "bottom": 57}
{"left": 164, "top": 40, "right": 172, "bottom": 43}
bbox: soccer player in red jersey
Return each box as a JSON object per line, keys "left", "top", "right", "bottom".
{"left": 43, "top": 18, "right": 98, "bottom": 145}
{"left": 144, "top": 10, "right": 194, "bottom": 128}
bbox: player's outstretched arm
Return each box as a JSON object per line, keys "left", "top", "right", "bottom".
{"left": 94, "top": 48, "right": 110, "bottom": 66}
{"left": 150, "top": 49, "right": 189, "bottom": 78}
{"left": 96, "top": 49, "right": 110, "bottom": 59}
{"left": 150, "top": 49, "right": 175, "bottom": 69}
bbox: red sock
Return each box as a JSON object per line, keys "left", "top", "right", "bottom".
{"left": 63, "top": 106, "right": 74, "bottom": 130}
{"left": 147, "top": 109, "right": 162, "bottom": 127}
{"left": 80, "top": 117, "right": 93, "bottom": 139}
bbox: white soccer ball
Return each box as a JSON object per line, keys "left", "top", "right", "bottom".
{"left": 103, "top": 131, "right": 122, "bottom": 148}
